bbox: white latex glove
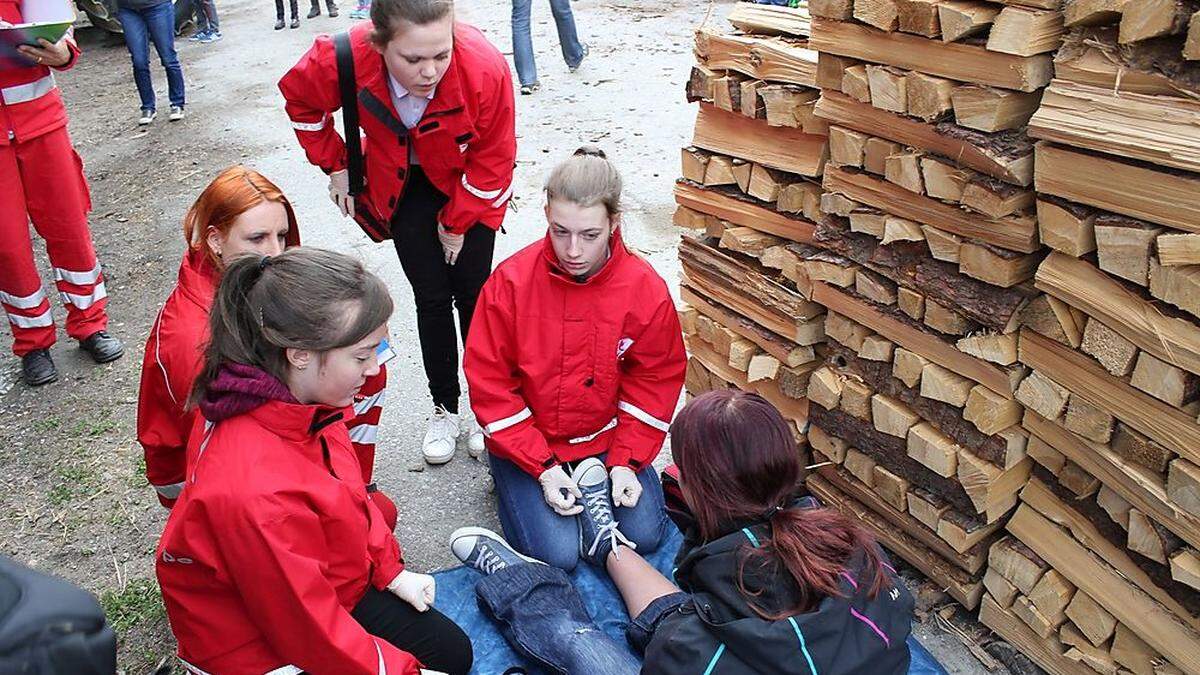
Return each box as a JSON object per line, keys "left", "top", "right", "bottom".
{"left": 610, "top": 466, "right": 642, "bottom": 509}
{"left": 538, "top": 465, "right": 583, "bottom": 516}
{"left": 386, "top": 570, "right": 436, "bottom": 612}
{"left": 420, "top": 671, "right": 449, "bottom": 675}
{"left": 328, "top": 169, "right": 355, "bottom": 219}
{"left": 438, "top": 224, "right": 464, "bottom": 265}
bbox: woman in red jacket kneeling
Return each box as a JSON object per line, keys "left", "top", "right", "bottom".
{"left": 157, "top": 248, "right": 470, "bottom": 675}
{"left": 464, "top": 147, "right": 687, "bottom": 570}
{"left": 137, "top": 166, "right": 396, "bottom": 530}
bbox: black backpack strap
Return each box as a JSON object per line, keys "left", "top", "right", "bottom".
{"left": 334, "top": 31, "right": 364, "bottom": 196}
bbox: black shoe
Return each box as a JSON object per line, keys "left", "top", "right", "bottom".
{"left": 290, "top": 16, "right": 300, "bottom": 28}
{"left": 307, "top": 5, "right": 320, "bottom": 18}
{"left": 327, "top": 4, "right": 338, "bottom": 17}
{"left": 21, "top": 349, "right": 57, "bottom": 386}
{"left": 79, "top": 330, "right": 124, "bottom": 364}
{"left": 274, "top": 17, "right": 285, "bottom": 29}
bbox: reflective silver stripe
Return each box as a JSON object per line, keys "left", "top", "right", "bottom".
{"left": 348, "top": 423, "right": 378, "bottom": 445}
{"left": 617, "top": 400, "right": 671, "bottom": 432}
{"left": 491, "top": 183, "right": 514, "bottom": 208}
{"left": 189, "top": 422, "right": 216, "bottom": 482}
{"left": 290, "top": 115, "right": 328, "bottom": 132}
{"left": 569, "top": 417, "right": 618, "bottom": 445}
{"left": 353, "top": 389, "right": 385, "bottom": 416}
{"left": 154, "top": 481, "right": 185, "bottom": 500}
{"left": 461, "top": 174, "right": 504, "bottom": 200}
{"left": 7, "top": 310, "right": 52, "bottom": 329}
{"left": 375, "top": 640, "right": 387, "bottom": 675}
{"left": 482, "top": 407, "right": 532, "bottom": 436}
{"left": 54, "top": 262, "right": 102, "bottom": 286}
{"left": 181, "top": 659, "right": 302, "bottom": 675}
{"left": 153, "top": 306, "right": 180, "bottom": 405}
{"left": 0, "top": 287, "right": 46, "bottom": 310}
{"left": 1, "top": 74, "right": 55, "bottom": 105}
{"left": 60, "top": 282, "right": 108, "bottom": 309}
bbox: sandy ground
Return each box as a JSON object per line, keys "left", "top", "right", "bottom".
{"left": 0, "top": 0, "right": 1010, "bottom": 671}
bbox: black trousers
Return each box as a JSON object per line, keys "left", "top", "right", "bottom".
{"left": 391, "top": 166, "right": 496, "bottom": 414}
{"left": 352, "top": 587, "right": 474, "bottom": 675}
{"left": 274, "top": 0, "right": 297, "bottom": 19}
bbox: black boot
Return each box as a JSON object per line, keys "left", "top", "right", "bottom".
{"left": 326, "top": 0, "right": 338, "bottom": 17}
{"left": 307, "top": 0, "right": 320, "bottom": 18}
{"left": 79, "top": 330, "right": 124, "bottom": 364}
{"left": 22, "top": 349, "right": 57, "bottom": 386}
{"left": 274, "top": 17, "right": 285, "bottom": 29}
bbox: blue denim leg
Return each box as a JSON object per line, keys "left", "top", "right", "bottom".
{"left": 476, "top": 563, "right": 641, "bottom": 675}
{"left": 626, "top": 592, "right": 689, "bottom": 654}
{"left": 489, "top": 453, "right": 580, "bottom": 570}
{"left": 145, "top": 2, "right": 185, "bottom": 108}
{"left": 613, "top": 465, "right": 669, "bottom": 556}
{"left": 510, "top": 0, "right": 537, "bottom": 87}
{"left": 548, "top": 0, "right": 584, "bottom": 67}
{"left": 117, "top": 8, "right": 155, "bottom": 111}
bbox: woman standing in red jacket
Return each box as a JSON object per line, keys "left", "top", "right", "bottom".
{"left": 279, "top": 0, "right": 516, "bottom": 465}
{"left": 0, "top": 4, "right": 123, "bottom": 386}
{"left": 136, "top": 167, "right": 396, "bottom": 529}
{"left": 157, "top": 248, "right": 470, "bottom": 675}
{"left": 464, "top": 147, "right": 687, "bottom": 570}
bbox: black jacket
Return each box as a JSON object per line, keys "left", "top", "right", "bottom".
{"left": 643, "top": 499, "right": 914, "bottom": 675}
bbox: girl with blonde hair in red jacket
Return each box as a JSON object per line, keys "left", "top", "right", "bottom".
{"left": 157, "top": 247, "right": 470, "bottom": 675}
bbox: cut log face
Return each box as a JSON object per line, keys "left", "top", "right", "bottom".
{"left": 873, "top": 464, "right": 910, "bottom": 510}
{"left": 849, "top": 210, "right": 888, "bottom": 238}
{"left": 938, "top": 0, "right": 1000, "bottom": 41}
{"left": 1111, "top": 422, "right": 1174, "bottom": 475}
{"left": 1129, "top": 351, "right": 1200, "bottom": 408}
{"left": 854, "top": 0, "right": 901, "bottom": 30}
{"left": 905, "top": 71, "right": 956, "bottom": 122}
{"left": 1187, "top": 10, "right": 1200, "bottom": 60}
{"left": 1095, "top": 217, "right": 1163, "bottom": 287}
{"left": 956, "top": 332, "right": 1019, "bottom": 366}
{"left": 984, "top": 568, "right": 1020, "bottom": 608}
{"left": 1027, "top": 435, "right": 1067, "bottom": 473}
{"left": 964, "top": 384, "right": 1023, "bottom": 435}
{"left": 908, "top": 487, "right": 951, "bottom": 531}
{"left": 898, "top": 287, "right": 926, "bottom": 321}
{"left": 1149, "top": 257, "right": 1200, "bottom": 320}
{"left": 896, "top": 0, "right": 942, "bottom": 36}
{"left": 845, "top": 447, "right": 879, "bottom": 486}
{"left": 1015, "top": 370, "right": 1070, "bottom": 421}
{"left": 1157, "top": 233, "right": 1200, "bottom": 266}
{"left": 882, "top": 217, "right": 926, "bottom": 245}
{"left": 1063, "top": 394, "right": 1115, "bottom": 445}
{"left": 907, "top": 421, "right": 961, "bottom": 477}
{"left": 1080, "top": 318, "right": 1139, "bottom": 378}
{"left": 1127, "top": 507, "right": 1173, "bottom": 564}
{"left": 1097, "top": 484, "right": 1133, "bottom": 530}
{"left": 812, "top": 0, "right": 855, "bottom": 19}
{"left": 951, "top": 85, "right": 1043, "bottom": 133}
{"left": 1029, "top": 569, "right": 1076, "bottom": 627}
{"left": 859, "top": 334, "right": 897, "bottom": 362}
{"left": 826, "top": 310, "right": 873, "bottom": 350}
{"left": 920, "top": 362, "right": 975, "bottom": 407}
{"left": 864, "top": 137, "right": 903, "bottom": 175}
{"left": 841, "top": 379, "right": 875, "bottom": 421}
{"left": 986, "top": 6, "right": 1065, "bottom": 56}
{"left": 866, "top": 65, "right": 909, "bottom": 113}
{"left": 989, "top": 535, "right": 1049, "bottom": 595}
{"left": 922, "top": 226, "right": 963, "bottom": 263}
{"left": 873, "top": 393, "right": 920, "bottom": 437}
{"left": 921, "top": 157, "right": 970, "bottom": 201}
{"left": 1064, "top": 0, "right": 1127, "bottom": 28}
{"left": 810, "top": 424, "right": 850, "bottom": 463}
{"left": 1168, "top": 459, "right": 1200, "bottom": 518}
{"left": 1118, "top": 0, "right": 1194, "bottom": 44}
{"left": 842, "top": 64, "right": 874, "bottom": 104}
{"left": 893, "top": 348, "right": 930, "bottom": 388}
{"left": 884, "top": 152, "right": 926, "bottom": 194}
{"left": 830, "top": 126, "right": 869, "bottom": 167}
{"left": 808, "top": 366, "right": 845, "bottom": 411}
{"left": 1171, "top": 547, "right": 1200, "bottom": 591}
{"left": 1037, "top": 197, "right": 1097, "bottom": 257}
{"left": 923, "top": 298, "right": 972, "bottom": 336}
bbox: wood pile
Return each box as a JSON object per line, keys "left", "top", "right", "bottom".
{"left": 675, "top": 1, "right": 1200, "bottom": 672}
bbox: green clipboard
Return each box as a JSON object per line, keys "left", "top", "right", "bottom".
{"left": 0, "top": 20, "right": 73, "bottom": 47}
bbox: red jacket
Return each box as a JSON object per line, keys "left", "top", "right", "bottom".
{"left": 157, "top": 371, "right": 412, "bottom": 675}
{"left": 464, "top": 231, "right": 687, "bottom": 477}
{"left": 0, "top": 0, "right": 81, "bottom": 145}
{"left": 137, "top": 247, "right": 388, "bottom": 509}
{"left": 279, "top": 22, "right": 515, "bottom": 240}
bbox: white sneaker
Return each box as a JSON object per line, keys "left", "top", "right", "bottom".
{"left": 169, "top": 105, "right": 185, "bottom": 121}
{"left": 423, "top": 405, "right": 459, "bottom": 465}
{"left": 138, "top": 109, "right": 156, "bottom": 126}
{"left": 467, "top": 418, "right": 485, "bottom": 459}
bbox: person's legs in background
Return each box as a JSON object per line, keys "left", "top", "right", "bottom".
{"left": 351, "top": 587, "right": 473, "bottom": 675}
{"left": 144, "top": 1, "right": 186, "bottom": 119}
{"left": 191, "top": 0, "right": 220, "bottom": 41}
{"left": 547, "top": 0, "right": 585, "bottom": 70}
{"left": 488, "top": 453, "right": 582, "bottom": 570}
{"left": 116, "top": 7, "right": 156, "bottom": 123}
{"left": 510, "top": 0, "right": 538, "bottom": 92}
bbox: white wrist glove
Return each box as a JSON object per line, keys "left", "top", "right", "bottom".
{"left": 386, "top": 570, "right": 436, "bottom": 612}
{"left": 610, "top": 466, "right": 643, "bottom": 508}
{"left": 538, "top": 465, "right": 583, "bottom": 516}
{"left": 328, "top": 169, "right": 355, "bottom": 219}
{"left": 438, "top": 224, "right": 464, "bottom": 265}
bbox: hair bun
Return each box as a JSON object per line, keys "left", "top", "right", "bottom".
{"left": 573, "top": 145, "right": 607, "bottom": 159}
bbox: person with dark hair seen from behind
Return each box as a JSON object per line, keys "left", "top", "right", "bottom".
{"left": 463, "top": 147, "right": 686, "bottom": 572}
{"left": 451, "top": 389, "right": 914, "bottom": 674}
{"left": 280, "top": 0, "right": 516, "bottom": 465}
{"left": 155, "top": 248, "right": 470, "bottom": 675}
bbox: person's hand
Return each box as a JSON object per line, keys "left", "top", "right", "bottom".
{"left": 18, "top": 37, "right": 72, "bottom": 68}
{"left": 386, "top": 570, "right": 436, "bottom": 612}
{"left": 438, "top": 224, "right": 464, "bottom": 265}
{"left": 538, "top": 465, "right": 583, "bottom": 516}
{"left": 328, "top": 169, "right": 355, "bottom": 218}
{"left": 610, "top": 466, "right": 642, "bottom": 508}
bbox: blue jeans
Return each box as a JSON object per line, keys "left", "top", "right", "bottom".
{"left": 194, "top": 0, "right": 219, "bottom": 32}
{"left": 511, "top": 0, "right": 585, "bottom": 87}
{"left": 118, "top": 2, "right": 185, "bottom": 111}
{"left": 476, "top": 563, "right": 641, "bottom": 675}
{"left": 489, "top": 453, "right": 669, "bottom": 571}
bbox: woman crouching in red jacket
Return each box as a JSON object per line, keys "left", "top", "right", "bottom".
{"left": 137, "top": 166, "right": 396, "bottom": 529}
{"left": 464, "top": 147, "right": 687, "bottom": 570}
{"left": 157, "top": 247, "right": 470, "bottom": 675}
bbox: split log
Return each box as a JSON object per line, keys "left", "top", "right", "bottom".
{"left": 777, "top": 180, "right": 824, "bottom": 220}
{"left": 1109, "top": 623, "right": 1158, "bottom": 675}
{"left": 1015, "top": 369, "right": 1069, "bottom": 421}
{"left": 739, "top": 79, "right": 765, "bottom": 119}
{"left": 961, "top": 176, "right": 1035, "bottom": 219}
{"left": 1064, "top": 0, "right": 1126, "bottom": 27}
{"left": 986, "top": 6, "right": 1065, "bottom": 56}
{"left": 840, "top": 379, "right": 875, "bottom": 420}
{"left": 1018, "top": 293, "right": 1084, "bottom": 348}
{"left": 957, "top": 332, "right": 1018, "bottom": 366}
{"left": 896, "top": 0, "right": 943, "bottom": 36}
{"left": 923, "top": 298, "right": 972, "bottom": 336}
{"left": 702, "top": 155, "right": 737, "bottom": 187}
{"left": 695, "top": 30, "right": 820, "bottom": 89}
{"left": 1187, "top": 10, "right": 1200, "bottom": 59}
{"left": 951, "top": 85, "right": 1043, "bottom": 132}
{"left": 811, "top": 0, "right": 854, "bottom": 19}
{"left": 727, "top": 2, "right": 813, "bottom": 37}
{"left": 938, "top": 0, "right": 1000, "bottom": 41}
{"left": 907, "top": 421, "right": 961, "bottom": 477}
{"left": 1172, "top": 548, "right": 1200, "bottom": 591}
{"left": 1111, "top": 422, "right": 1174, "bottom": 476}
{"left": 883, "top": 151, "right": 925, "bottom": 194}
{"left": 1097, "top": 484, "right": 1133, "bottom": 530}
{"left": 1129, "top": 351, "right": 1200, "bottom": 408}
{"left": 681, "top": 287, "right": 817, "bottom": 368}
{"left": 829, "top": 126, "right": 868, "bottom": 167}
{"left": 897, "top": 288, "right": 925, "bottom": 320}
{"left": 1063, "top": 394, "right": 1115, "bottom": 445}
{"left": 984, "top": 568, "right": 1020, "bottom": 608}
{"left": 873, "top": 465, "right": 909, "bottom": 511}
{"left": 979, "top": 594, "right": 1089, "bottom": 675}
{"left": 909, "top": 487, "right": 950, "bottom": 531}
{"left": 844, "top": 447, "right": 877, "bottom": 485}
{"left": 817, "top": 52, "right": 859, "bottom": 90}
{"left": 863, "top": 137, "right": 901, "bottom": 175}
{"left": 1080, "top": 317, "right": 1138, "bottom": 378}
{"left": 675, "top": 182, "right": 816, "bottom": 243}
{"left": 1128, "top": 507, "right": 1183, "bottom": 564}
{"left": 854, "top": 0, "right": 900, "bottom": 30}
{"left": 686, "top": 65, "right": 719, "bottom": 103}
{"left": 958, "top": 241, "right": 1042, "bottom": 288}
{"left": 866, "top": 65, "right": 909, "bottom": 113}
{"left": 747, "top": 353, "right": 781, "bottom": 382}
{"left": 1059, "top": 624, "right": 1119, "bottom": 674}
{"left": 1118, "top": 0, "right": 1195, "bottom": 44}
{"left": 841, "top": 64, "right": 873, "bottom": 103}
{"left": 990, "top": 535, "right": 1049, "bottom": 594}
{"left": 898, "top": 70, "right": 957, "bottom": 121}
{"left": 964, "top": 384, "right": 1023, "bottom": 435}
{"left": 681, "top": 147, "right": 709, "bottom": 183}
{"left": 921, "top": 157, "right": 969, "bottom": 201}
{"left": 921, "top": 362, "right": 974, "bottom": 406}
{"left": 692, "top": 104, "right": 828, "bottom": 178}
{"left": 1169, "top": 459, "right": 1200, "bottom": 518}
{"left": 922, "top": 226, "right": 961, "bottom": 263}
{"left": 746, "top": 164, "right": 792, "bottom": 203}
{"left": 1065, "top": 591, "right": 1117, "bottom": 647}
{"left": 882, "top": 217, "right": 925, "bottom": 245}
{"left": 757, "top": 84, "right": 820, "bottom": 129}
{"left": 1029, "top": 569, "right": 1076, "bottom": 627}
{"left": 1149, "top": 257, "right": 1200, "bottom": 320}
{"left": 859, "top": 334, "right": 896, "bottom": 361}
{"left": 825, "top": 310, "right": 873, "bottom": 351}
{"left": 1027, "top": 434, "right": 1066, "bottom": 473}
{"left": 848, "top": 211, "right": 887, "bottom": 238}
{"left": 1094, "top": 215, "right": 1163, "bottom": 287}
{"left": 893, "top": 348, "right": 928, "bottom": 388}
{"left": 1037, "top": 196, "right": 1096, "bottom": 257}
{"left": 1157, "top": 233, "right": 1200, "bottom": 266}
{"left": 809, "top": 424, "right": 849, "bottom": 463}
{"left": 856, "top": 269, "right": 899, "bottom": 305}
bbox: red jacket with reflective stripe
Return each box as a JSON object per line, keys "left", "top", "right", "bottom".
{"left": 279, "top": 21, "right": 515, "bottom": 238}
{"left": 156, "top": 402, "right": 412, "bottom": 675}
{"left": 137, "top": 247, "right": 387, "bottom": 508}
{"left": 464, "top": 231, "right": 687, "bottom": 477}
{"left": 0, "top": 0, "right": 81, "bottom": 144}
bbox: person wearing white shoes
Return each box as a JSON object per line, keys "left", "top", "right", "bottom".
{"left": 463, "top": 147, "right": 687, "bottom": 570}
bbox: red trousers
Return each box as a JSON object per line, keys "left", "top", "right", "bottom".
{"left": 0, "top": 126, "right": 106, "bottom": 356}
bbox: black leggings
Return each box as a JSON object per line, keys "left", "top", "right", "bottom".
{"left": 352, "top": 587, "right": 473, "bottom": 675}
{"left": 274, "top": 0, "right": 297, "bottom": 19}
{"left": 391, "top": 165, "right": 496, "bottom": 413}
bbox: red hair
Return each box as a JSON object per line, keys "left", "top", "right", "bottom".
{"left": 670, "top": 389, "right": 887, "bottom": 615}
{"left": 183, "top": 166, "right": 300, "bottom": 267}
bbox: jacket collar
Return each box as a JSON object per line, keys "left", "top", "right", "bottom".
{"left": 176, "top": 248, "right": 219, "bottom": 312}
{"left": 247, "top": 399, "right": 350, "bottom": 445}
{"left": 353, "top": 22, "right": 468, "bottom": 129}
{"left": 539, "top": 227, "right": 629, "bottom": 286}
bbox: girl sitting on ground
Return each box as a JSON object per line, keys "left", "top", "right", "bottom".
{"left": 450, "top": 389, "right": 915, "bottom": 674}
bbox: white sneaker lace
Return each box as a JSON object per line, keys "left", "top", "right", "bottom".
{"left": 475, "top": 543, "right": 507, "bottom": 575}
{"left": 581, "top": 489, "right": 635, "bottom": 558}
{"left": 427, "top": 406, "right": 459, "bottom": 442}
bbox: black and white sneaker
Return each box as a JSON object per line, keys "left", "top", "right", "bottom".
{"left": 572, "top": 457, "right": 635, "bottom": 566}
{"left": 450, "top": 526, "right": 542, "bottom": 576}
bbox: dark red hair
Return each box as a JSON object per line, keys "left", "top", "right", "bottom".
{"left": 670, "top": 389, "right": 887, "bottom": 615}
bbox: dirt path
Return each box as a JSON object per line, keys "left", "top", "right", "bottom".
{"left": 0, "top": 1, "right": 992, "bottom": 671}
